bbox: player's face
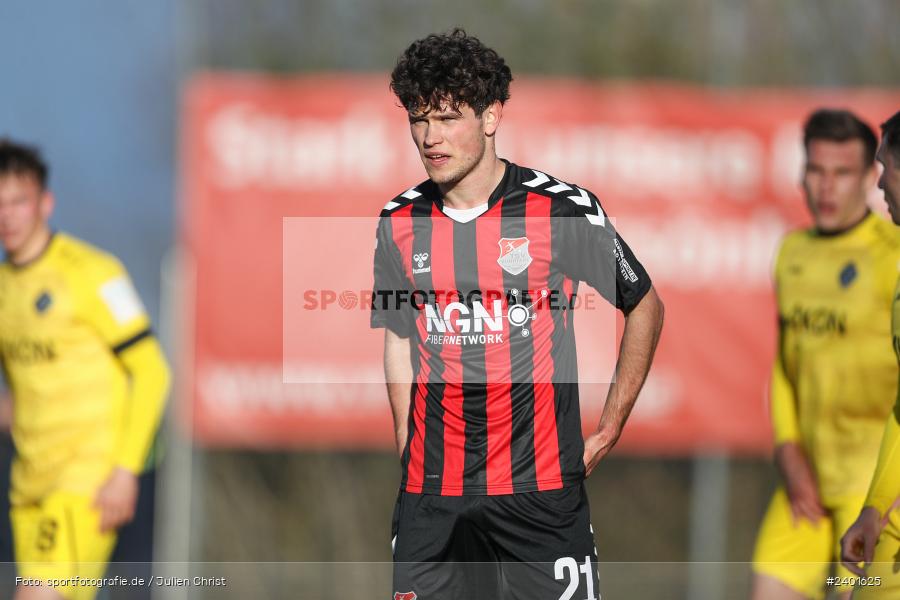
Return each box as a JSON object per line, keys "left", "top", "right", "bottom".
{"left": 802, "top": 139, "right": 874, "bottom": 233}
{"left": 408, "top": 102, "right": 492, "bottom": 186}
{"left": 877, "top": 139, "right": 900, "bottom": 225}
{"left": 0, "top": 174, "right": 52, "bottom": 255}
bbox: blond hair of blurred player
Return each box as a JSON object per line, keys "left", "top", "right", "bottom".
{"left": 751, "top": 109, "right": 900, "bottom": 600}
{"left": 839, "top": 110, "right": 900, "bottom": 599}
{"left": 0, "top": 139, "right": 170, "bottom": 600}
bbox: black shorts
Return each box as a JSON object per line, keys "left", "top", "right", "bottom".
{"left": 391, "top": 484, "right": 599, "bottom": 600}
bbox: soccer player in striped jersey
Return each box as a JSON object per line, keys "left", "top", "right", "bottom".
{"left": 373, "top": 29, "right": 664, "bottom": 600}
{"left": 0, "top": 140, "right": 170, "bottom": 600}
{"left": 840, "top": 110, "right": 900, "bottom": 599}
{"left": 751, "top": 110, "right": 900, "bottom": 600}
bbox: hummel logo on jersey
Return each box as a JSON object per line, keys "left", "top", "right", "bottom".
{"left": 497, "top": 237, "right": 532, "bottom": 275}
{"left": 412, "top": 252, "right": 431, "bottom": 274}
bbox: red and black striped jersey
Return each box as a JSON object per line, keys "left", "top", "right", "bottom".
{"left": 371, "top": 161, "right": 651, "bottom": 495}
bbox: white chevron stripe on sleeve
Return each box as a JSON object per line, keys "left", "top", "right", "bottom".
{"left": 567, "top": 187, "right": 592, "bottom": 207}
{"left": 585, "top": 212, "right": 606, "bottom": 227}
{"left": 523, "top": 170, "right": 550, "bottom": 187}
{"left": 547, "top": 179, "right": 573, "bottom": 193}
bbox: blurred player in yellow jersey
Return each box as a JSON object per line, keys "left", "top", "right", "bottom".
{"left": 0, "top": 139, "right": 170, "bottom": 600}
{"left": 751, "top": 109, "right": 900, "bottom": 600}
{"left": 840, "top": 111, "right": 900, "bottom": 599}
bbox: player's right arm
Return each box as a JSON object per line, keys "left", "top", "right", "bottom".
{"left": 770, "top": 238, "right": 825, "bottom": 524}
{"left": 384, "top": 330, "right": 412, "bottom": 456}
{"left": 79, "top": 255, "right": 171, "bottom": 532}
{"left": 371, "top": 213, "right": 414, "bottom": 457}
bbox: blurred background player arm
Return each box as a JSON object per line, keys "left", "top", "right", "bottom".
{"left": 112, "top": 336, "right": 170, "bottom": 475}
{"left": 81, "top": 255, "right": 171, "bottom": 532}
{"left": 863, "top": 379, "right": 900, "bottom": 520}
{"left": 94, "top": 335, "right": 170, "bottom": 532}
{"left": 770, "top": 247, "right": 826, "bottom": 525}
{"left": 841, "top": 403, "right": 900, "bottom": 573}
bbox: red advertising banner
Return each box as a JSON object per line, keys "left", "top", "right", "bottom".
{"left": 179, "top": 72, "right": 899, "bottom": 454}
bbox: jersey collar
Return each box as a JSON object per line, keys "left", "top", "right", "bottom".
{"left": 5, "top": 230, "right": 58, "bottom": 271}
{"left": 813, "top": 209, "right": 874, "bottom": 239}
{"left": 425, "top": 158, "right": 513, "bottom": 214}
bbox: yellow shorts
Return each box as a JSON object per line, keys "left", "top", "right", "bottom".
{"left": 752, "top": 487, "right": 861, "bottom": 599}
{"left": 11, "top": 491, "right": 117, "bottom": 600}
{"left": 852, "top": 514, "right": 900, "bottom": 599}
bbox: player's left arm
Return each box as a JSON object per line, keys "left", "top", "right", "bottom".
{"left": 81, "top": 257, "right": 171, "bottom": 532}
{"left": 553, "top": 189, "right": 664, "bottom": 474}
{"left": 584, "top": 285, "right": 664, "bottom": 475}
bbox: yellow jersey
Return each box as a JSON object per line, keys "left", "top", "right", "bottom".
{"left": 772, "top": 212, "right": 900, "bottom": 505}
{"left": 0, "top": 232, "right": 169, "bottom": 506}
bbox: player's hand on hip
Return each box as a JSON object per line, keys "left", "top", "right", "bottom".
{"left": 840, "top": 506, "right": 882, "bottom": 576}
{"left": 93, "top": 466, "right": 139, "bottom": 533}
{"left": 583, "top": 427, "right": 619, "bottom": 477}
{"left": 775, "top": 442, "right": 826, "bottom": 524}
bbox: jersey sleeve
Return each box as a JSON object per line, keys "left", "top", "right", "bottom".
{"left": 864, "top": 402, "right": 900, "bottom": 517}
{"left": 79, "top": 256, "right": 151, "bottom": 348}
{"left": 555, "top": 189, "right": 652, "bottom": 314}
{"left": 371, "top": 215, "right": 414, "bottom": 338}
{"left": 78, "top": 255, "right": 170, "bottom": 474}
{"left": 770, "top": 241, "right": 801, "bottom": 445}
{"left": 771, "top": 323, "right": 801, "bottom": 445}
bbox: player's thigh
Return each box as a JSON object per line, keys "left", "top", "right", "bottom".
{"left": 752, "top": 487, "right": 833, "bottom": 599}
{"left": 852, "top": 524, "right": 900, "bottom": 599}
{"left": 391, "top": 492, "right": 500, "bottom": 600}
{"left": 12, "top": 492, "right": 117, "bottom": 600}
{"left": 487, "top": 485, "right": 599, "bottom": 600}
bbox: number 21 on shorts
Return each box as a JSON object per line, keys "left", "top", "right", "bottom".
{"left": 554, "top": 556, "right": 598, "bottom": 600}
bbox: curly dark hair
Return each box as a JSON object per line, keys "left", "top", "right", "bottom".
{"left": 390, "top": 28, "right": 512, "bottom": 116}
{"left": 803, "top": 108, "right": 878, "bottom": 166}
{"left": 0, "top": 138, "right": 48, "bottom": 188}
{"left": 881, "top": 111, "right": 900, "bottom": 161}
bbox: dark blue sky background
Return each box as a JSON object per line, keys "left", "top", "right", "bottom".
{"left": 0, "top": 1, "right": 178, "bottom": 321}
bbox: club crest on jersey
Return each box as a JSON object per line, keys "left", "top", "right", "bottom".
{"left": 497, "top": 237, "right": 532, "bottom": 275}
{"left": 394, "top": 593, "right": 417, "bottom": 600}
{"left": 839, "top": 262, "right": 857, "bottom": 288}
{"left": 35, "top": 290, "right": 52, "bottom": 314}
{"left": 412, "top": 252, "right": 431, "bottom": 274}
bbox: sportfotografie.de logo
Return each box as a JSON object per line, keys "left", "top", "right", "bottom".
{"left": 301, "top": 287, "right": 601, "bottom": 345}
